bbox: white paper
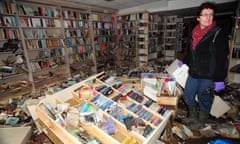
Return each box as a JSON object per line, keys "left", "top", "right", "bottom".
{"left": 166, "top": 59, "right": 188, "bottom": 88}
{"left": 172, "top": 64, "right": 188, "bottom": 88}
{"left": 167, "top": 80, "right": 176, "bottom": 95}
{"left": 142, "top": 78, "right": 157, "bottom": 88}
{"left": 210, "top": 95, "right": 230, "bottom": 118}
{"left": 143, "top": 86, "right": 158, "bottom": 101}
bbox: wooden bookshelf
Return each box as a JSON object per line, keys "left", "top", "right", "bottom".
{"left": 16, "top": 1, "right": 70, "bottom": 92}
{"left": 117, "top": 11, "right": 160, "bottom": 70}
{"left": 228, "top": 5, "right": 240, "bottom": 83}
{"left": 62, "top": 7, "right": 95, "bottom": 78}
{"left": 117, "top": 13, "right": 138, "bottom": 72}
{"left": 0, "top": 0, "right": 31, "bottom": 96}
{"left": 91, "top": 12, "right": 117, "bottom": 73}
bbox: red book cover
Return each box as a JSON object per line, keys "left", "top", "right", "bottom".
{"left": 100, "top": 43, "right": 106, "bottom": 50}
{"left": 79, "top": 45, "right": 84, "bottom": 53}
{"left": 111, "top": 16, "right": 115, "bottom": 22}
{"left": 5, "top": 28, "right": 9, "bottom": 39}
{"left": 38, "top": 7, "right": 45, "bottom": 16}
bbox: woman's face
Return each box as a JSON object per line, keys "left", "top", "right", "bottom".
{"left": 197, "top": 8, "right": 214, "bottom": 29}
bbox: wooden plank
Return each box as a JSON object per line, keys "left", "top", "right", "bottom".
{"left": 79, "top": 123, "right": 120, "bottom": 144}
{"left": 157, "top": 96, "right": 178, "bottom": 106}
{"left": 35, "top": 119, "right": 64, "bottom": 144}
{"left": 36, "top": 106, "right": 81, "bottom": 144}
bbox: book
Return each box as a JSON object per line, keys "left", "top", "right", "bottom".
{"left": 13, "top": 16, "right": 18, "bottom": 27}
{"left": 63, "top": 10, "right": 68, "bottom": 19}
{"left": 38, "top": 7, "right": 45, "bottom": 16}
{"left": 41, "top": 18, "right": 47, "bottom": 27}
{"left": 166, "top": 59, "right": 188, "bottom": 88}
{"left": 3, "top": 16, "right": 12, "bottom": 26}
{"left": 54, "top": 19, "right": 61, "bottom": 27}
{"left": 31, "top": 18, "right": 41, "bottom": 27}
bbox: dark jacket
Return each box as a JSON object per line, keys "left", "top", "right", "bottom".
{"left": 185, "top": 26, "right": 229, "bottom": 82}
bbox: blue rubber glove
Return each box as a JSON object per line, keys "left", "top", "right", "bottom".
{"left": 214, "top": 82, "right": 225, "bottom": 92}
{"left": 178, "top": 60, "right": 183, "bottom": 67}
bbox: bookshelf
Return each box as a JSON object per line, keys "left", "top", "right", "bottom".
{"left": 0, "top": 0, "right": 120, "bottom": 96}
{"left": 151, "top": 14, "right": 165, "bottom": 64}
{"left": 62, "top": 7, "right": 95, "bottom": 78}
{"left": 117, "top": 11, "right": 162, "bottom": 71}
{"left": 117, "top": 13, "right": 137, "bottom": 73}
{"left": 91, "top": 12, "right": 117, "bottom": 73}
{"left": 164, "top": 16, "right": 177, "bottom": 61}
{"left": 0, "top": 0, "right": 31, "bottom": 96}
{"left": 147, "top": 13, "right": 161, "bottom": 66}
{"left": 0, "top": 0, "right": 117, "bottom": 95}
{"left": 16, "top": 1, "right": 70, "bottom": 92}
{"left": 176, "top": 19, "right": 184, "bottom": 53}
{"left": 151, "top": 15, "right": 183, "bottom": 62}
{"left": 117, "top": 11, "right": 155, "bottom": 72}
{"left": 137, "top": 12, "right": 150, "bottom": 66}
{"left": 228, "top": 3, "right": 240, "bottom": 83}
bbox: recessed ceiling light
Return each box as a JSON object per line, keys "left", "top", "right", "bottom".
{"left": 104, "top": 0, "right": 115, "bottom": 1}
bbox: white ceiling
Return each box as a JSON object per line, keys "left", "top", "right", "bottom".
{"left": 64, "top": 0, "right": 167, "bottom": 10}
{"left": 62, "top": 0, "right": 237, "bottom": 16}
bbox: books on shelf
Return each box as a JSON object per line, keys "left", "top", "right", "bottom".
{"left": 17, "top": 4, "right": 60, "bottom": 17}
{"left": 31, "top": 18, "right": 41, "bottom": 27}
{"left": 19, "top": 17, "right": 61, "bottom": 28}
{"left": 63, "top": 20, "right": 86, "bottom": 28}
{"left": 0, "top": 28, "right": 19, "bottom": 40}
{"left": 0, "top": 16, "right": 18, "bottom": 27}
{"left": 0, "top": 1, "right": 16, "bottom": 14}
{"left": 23, "top": 28, "right": 63, "bottom": 39}
{"left": 62, "top": 10, "right": 89, "bottom": 20}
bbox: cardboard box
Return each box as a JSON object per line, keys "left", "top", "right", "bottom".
{"left": 210, "top": 95, "right": 231, "bottom": 118}
{"left": 141, "top": 73, "right": 180, "bottom": 107}
{"left": 0, "top": 126, "right": 32, "bottom": 144}
{"left": 141, "top": 73, "right": 176, "bottom": 101}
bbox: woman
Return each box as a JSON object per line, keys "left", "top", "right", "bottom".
{"left": 180, "top": 2, "right": 229, "bottom": 130}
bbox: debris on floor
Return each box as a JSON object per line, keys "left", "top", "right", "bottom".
{"left": 172, "top": 83, "right": 240, "bottom": 143}
{"left": 0, "top": 72, "right": 239, "bottom": 144}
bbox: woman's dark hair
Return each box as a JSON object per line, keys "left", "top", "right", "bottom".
{"left": 196, "top": 2, "right": 216, "bottom": 17}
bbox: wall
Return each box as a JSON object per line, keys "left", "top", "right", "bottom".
{"left": 118, "top": 0, "right": 237, "bottom": 15}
